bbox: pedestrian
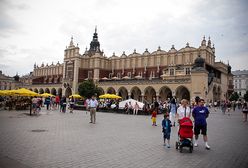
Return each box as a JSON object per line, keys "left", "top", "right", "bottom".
{"left": 242, "top": 102, "right": 248, "bottom": 122}
{"left": 226, "top": 101, "right": 232, "bottom": 116}
{"left": 169, "top": 98, "right": 177, "bottom": 126}
{"left": 220, "top": 100, "right": 227, "bottom": 115}
{"left": 32, "top": 96, "right": 38, "bottom": 114}
{"left": 61, "top": 96, "right": 67, "bottom": 113}
{"left": 55, "top": 95, "right": 60, "bottom": 109}
{"left": 69, "top": 96, "right": 75, "bottom": 113}
{"left": 124, "top": 102, "right": 128, "bottom": 114}
{"left": 151, "top": 107, "right": 158, "bottom": 126}
{"left": 176, "top": 99, "right": 191, "bottom": 120}
{"left": 88, "top": 95, "right": 98, "bottom": 124}
{"left": 162, "top": 113, "right": 172, "bottom": 148}
{"left": 192, "top": 98, "right": 211, "bottom": 150}
{"left": 133, "top": 102, "right": 139, "bottom": 115}
{"left": 127, "top": 101, "right": 133, "bottom": 114}
{"left": 44, "top": 96, "right": 51, "bottom": 110}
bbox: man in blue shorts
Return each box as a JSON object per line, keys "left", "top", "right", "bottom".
{"left": 192, "top": 98, "right": 210, "bottom": 150}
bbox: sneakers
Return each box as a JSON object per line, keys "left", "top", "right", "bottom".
{"left": 194, "top": 143, "right": 198, "bottom": 147}
{"left": 167, "top": 145, "right": 170, "bottom": 148}
{"left": 205, "top": 144, "right": 210, "bottom": 150}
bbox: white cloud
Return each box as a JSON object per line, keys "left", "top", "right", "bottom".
{"left": 0, "top": 0, "right": 247, "bottom": 76}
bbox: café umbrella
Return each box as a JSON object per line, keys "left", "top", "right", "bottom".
{"left": 10, "top": 88, "right": 38, "bottom": 97}
{"left": 69, "top": 94, "right": 82, "bottom": 99}
{"left": 99, "top": 94, "right": 122, "bottom": 99}
{"left": 40, "top": 93, "right": 55, "bottom": 97}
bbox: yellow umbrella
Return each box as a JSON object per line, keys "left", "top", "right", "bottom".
{"left": 69, "top": 94, "right": 82, "bottom": 99}
{"left": 40, "top": 93, "right": 55, "bottom": 97}
{"left": 99, "top": 94, "right": 122, "bottom": 99}
{"left": 10, "top": 88, "right": 38, "bottom": 97}
{"left": 0, "top": 90, "right": 10, "bottom": 96}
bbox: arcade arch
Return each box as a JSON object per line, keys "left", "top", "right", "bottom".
{"left": 130, "top": 86, "right": 142, "bottom": 101}
{"left": 51, "top": 88, "right": 57, "bottom": 96}
{"left": 159, "top": 86, "right": 172, "bottom": 101}
{"left": 45, "top": 88, "right": 50, "bottom": 93}
{"left": 118, "top": 87, "right": 128, "bottom": 100}
{"left": 98, "top": 87, "right": 105, "bottom": 95}
{"left": 144, "top": 86, "right": 156, "bottom": 104}
{"left": 39, "top": 88, "right": 44, "bottom": 94}
{"left": 65, "top": 87, "right": 72, "bottom": 97}
{"left": 58, "top": 88, "right": 62, "bottom": 97}
{"left": 175, "top": 85, "right": 190, "bottom": 101}
{"left": 34, "top": 88, "right": 38, "bottom": 93}
{"left": 106, "top": 87, "right": 116, "bottom": 94}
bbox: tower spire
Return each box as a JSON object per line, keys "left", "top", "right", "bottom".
{"left": 89, "top": 27, "right": 101, "bottom": 56}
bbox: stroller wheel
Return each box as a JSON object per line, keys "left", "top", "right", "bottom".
{"left": 179, "top": 146, "right": 183, "bottom": 153}
{"left": 189, "top": 147, "right": 193, "bottom": 153}
{"left": 175, "top": 142, "right": 178, "bottom": 149}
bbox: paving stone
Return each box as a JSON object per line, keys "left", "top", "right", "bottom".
{"left": 0, "top": 108, "right": 247, "bottom": 168}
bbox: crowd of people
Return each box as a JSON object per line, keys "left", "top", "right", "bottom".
{"left": 150, "top": 96, "right": 248, "bottom": 150}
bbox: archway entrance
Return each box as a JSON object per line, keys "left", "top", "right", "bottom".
{"left": 98, "top": 87, "right": 105, "bottom": 95}
{"left": 159, "top": 86, "right": 172, "bottom": 102}
{"left": 130, "top": 86, "right": 142, "bottom": 101}
{"left": 118, "top": 87, "right": 128, "bottom": 100}
{"left": 65, "top": 87, "right": 72, "bottom": 97}
{"left": 176, "top": 86, "right": 190, "bottom": 101}
{"left": 51, "top": 88, "right": 57, "bottom": 96}
{"left": 45, "top": 88, "right": 50, "bottom": 93}
{"left": 144, "top": 86, "right": 156, "bottom": 104}
{"left": 106, "top": 87, "right": 116, "bottom": 94}
{"left": 39, "top": 88, "right": 44, "bottom": 94}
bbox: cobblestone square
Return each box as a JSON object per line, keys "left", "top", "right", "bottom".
{"left": 0, "top": 108, "right": 247, "bottom": 168}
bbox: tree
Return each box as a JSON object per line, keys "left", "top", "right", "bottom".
{"left": 244, "top": 90, "right": 248, "bottom": 102}
{"left": 229, "top": 92, "right": 239, "bottom": 101}
{"left": 78, "top": 80, "right": 100, "bottom": 99}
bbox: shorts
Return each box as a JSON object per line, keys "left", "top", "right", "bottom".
{"left": 194, "top": 125, "right": 207, "bottom": 135}
{"left": 163, "top": 131, "right": 171, "bottom": 140}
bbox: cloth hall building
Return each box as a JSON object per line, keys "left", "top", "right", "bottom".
{"left": 26, "top": 29, "right": 233, "bottom": 103}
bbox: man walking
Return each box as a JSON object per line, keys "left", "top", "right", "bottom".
{"left": 89, "top": 95, "right": 98, "bottom": 124}
{"left": 192, "top": 98, "right": 211, "bottom": 150}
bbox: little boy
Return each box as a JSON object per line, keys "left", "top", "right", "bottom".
{"left": 162, "top": 113, "right": 172, "bottom": 148}
{"left": 151, "top": 108, "right": 157, "bottom": 126}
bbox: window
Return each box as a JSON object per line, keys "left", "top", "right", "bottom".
{"left": 149, "top": 71, "right": 155, "bottom": 79}
{"left": 185, "top": 67, "right": 191, "bottom": 75}
{"left": 109, "top": 73, "right": 112, "bottom": 79}
{"left": 127, "top": 72, "right": 131, "bottom": 77}
{"left": 88, "top": 71, "right": 93, "bottom": 79}
{"left": 117, "top": 73, "right": 121, "bottom": 79}
{"left": 169, "top": 68, "right": 175, "bottom": 76}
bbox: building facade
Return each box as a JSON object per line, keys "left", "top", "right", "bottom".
{"left": 0, "top": 71, "right": 21, "bottom": 90}
{"left": 25, "top": 29, "right": 233, "bottom": 103}
{"left": 232, "top": 70, "right": 248, "bottom": 97}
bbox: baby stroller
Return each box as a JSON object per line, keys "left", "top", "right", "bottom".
{"left": 175, "top": 117, "right": 194, "bottom": 153}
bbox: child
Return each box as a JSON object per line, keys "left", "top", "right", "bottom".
{"left": 151, "top": 108, "right": 157, "bottom": 126}
{"left": 162, "top": 113, "right": 172, "bottom": 148}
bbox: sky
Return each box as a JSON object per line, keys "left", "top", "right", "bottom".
{"left": 0, "top": 0, "right": 247, "bottom": 77}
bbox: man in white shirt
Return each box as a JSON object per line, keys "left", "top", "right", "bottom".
{"left": 89, "top": 95, "right": 98, "bottom": 124}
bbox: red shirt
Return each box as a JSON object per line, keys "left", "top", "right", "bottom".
{"left": 151, "top": 111, "right": 157, "bottom": 118}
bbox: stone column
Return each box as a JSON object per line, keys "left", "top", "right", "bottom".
{"left": 72, "top": 58, "right": 80, "bottom": 94}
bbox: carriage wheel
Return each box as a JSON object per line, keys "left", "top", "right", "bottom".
{"left": 179, "top": 146, "right": 183, "bottom": 153}
{"left": 175, "top": 142, "right": 178, "bottom": 149}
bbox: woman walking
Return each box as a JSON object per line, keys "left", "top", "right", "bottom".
{"left": 242, "top": 102, "right": 248, "bottom": 122}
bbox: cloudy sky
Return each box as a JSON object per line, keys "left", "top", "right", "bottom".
{"left": 0, "top": 0, "right": 247, "bottom": 76}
